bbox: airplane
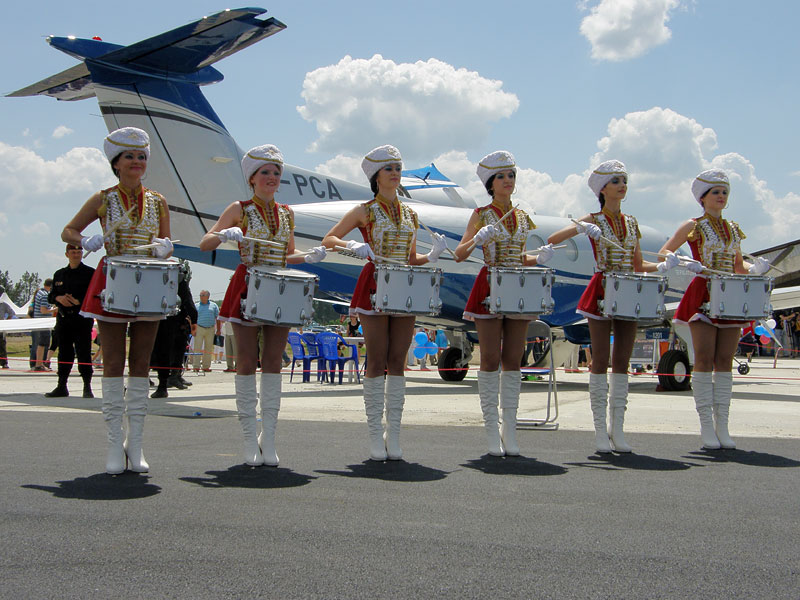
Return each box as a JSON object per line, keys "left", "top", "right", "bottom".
{"left": 7, "top": 7, "right": 786, "bottom": 386}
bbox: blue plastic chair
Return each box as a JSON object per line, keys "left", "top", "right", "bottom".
{"left": 288, "top": 332, "right": 318, "bottom": 383}
{"left": 316, "top": 332, "right": 360, "bottom": 384}
{"left": 302, "top": 332, "right": 325, "bottom": 382}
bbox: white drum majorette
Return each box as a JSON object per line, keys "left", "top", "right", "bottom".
{"left": 200, "top": 143, "right": 328, "bottom": 467}
{"left": 322, "top": 145, "right": 448, "bottom": 462}
{"left": 455, "top": 150, "right": 558, "bottom": 457}
{"left": 663, "top": 169, "right": 772, "bottom": 450}
{"left": 548, "top": 159, "right": 679, "bottom": 455}
{"left": 62, "top": 126, "right": 175, "bottom": 475}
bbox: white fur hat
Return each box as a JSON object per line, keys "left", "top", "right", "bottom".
{"left": 692, "top": 169, "right": 729, "bottom": 204}
{"left": 476, "top": 151, "right": 516, "bottom": 186}
{"left": 104, "top": 127, "right": 150, "bottom": 162}
{"left": 588, "top": 160, "right": 627, "bottom": 198}
{"left": 241, "top": 144, "right": 284, "bottom": 181}
{"left": 361, "top": 145, "right": 402, "bottom": 180}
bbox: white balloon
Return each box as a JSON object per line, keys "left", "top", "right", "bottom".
{"left": 766, "top": 318, "right": 777, "bottom": 329}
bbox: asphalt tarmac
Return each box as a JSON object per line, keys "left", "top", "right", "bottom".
{"left": 1, "top": 359, "right": 798, "bottom": 598}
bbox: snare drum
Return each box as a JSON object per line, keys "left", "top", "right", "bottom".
{"left": 241, "top": 267, "right": 318, "bottom": 326}
{"left": 371, "top": 264, "right": 443, "bottom": 315}
{"left": 704, "top": 274, "right": 773, "bottom": 320}
{"left": 485, "top": 267, "right": 554, "bottom": 315}
{"left": 101, "top": 256, "right": 180, "bottom": 316}
{"left": 599, "top": 272, "right": 667, "bottom": 321}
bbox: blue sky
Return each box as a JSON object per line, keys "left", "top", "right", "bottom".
{"left": 2, "top": 1, "right": 798, "bottom": 299}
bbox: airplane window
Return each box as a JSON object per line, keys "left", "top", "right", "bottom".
{"left": 528, "top": 234, "right": 545, "bottom": 248}
{"left": 564, "top": 238, "right": 579, "bottom": 262}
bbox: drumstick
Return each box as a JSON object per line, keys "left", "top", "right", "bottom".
{"left": 83, "top": 204, "right": 138, "bottom": 258}
{"left": 742, "top": 252, "right": 785, "bottom": 274}
{"left": 133, "top": 239, "right": 181, "bottom": 251}
{"left": 334, "top": 245, "right": 405, "bottom": 266}
{"left": 466, "top": 207, "right": 516, "bottom": 252}
{"left": 570, "top": 218, "right": 626, "bottom": 251}
{"left": 521, "top": 244, "right": 567, "bottom": 257}
{"left": 286, "top": 250, "right": 313, "bottom": 259}
{"left": 419, "top": 221, "right": 457, "bottom": 260}
{"left": 212, "top": 231, "right": 283, "bottom": 248}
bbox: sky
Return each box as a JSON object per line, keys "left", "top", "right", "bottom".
{"left": 2, "top": 0, "right": 799, "bottom": 300}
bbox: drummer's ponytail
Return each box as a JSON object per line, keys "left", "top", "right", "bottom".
{"left": 485, "top": 174, "right": 496, "bottom": 198}
{"left": 598, "top": 192, "right": 605, "bottom": 209}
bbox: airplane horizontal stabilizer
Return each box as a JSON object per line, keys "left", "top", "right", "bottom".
{"left": 6, "top": 63, "right": 94, "bottom": 100}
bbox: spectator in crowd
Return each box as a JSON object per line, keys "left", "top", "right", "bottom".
{"left": 0, "top": 288, "right": 14, "bottom": 368}
{"left": 32, "top": 278, "right": 55, "bottom": 371}
{"left": 223, "top": 320, "right": 236, "bottom": 372}
{"left": 45, "top": 244, "right": 96, "bottom": 397}
{"left": 193, "top": 290, "right": 220, "bottom": 372}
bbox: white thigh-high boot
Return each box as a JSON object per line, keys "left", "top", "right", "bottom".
{"left": 712, "top": 371, "right": 736, "bottom": 449}
{"left": 499, "top": 370, "right": 522, "bottom": 456}
{"left": 589, "top": 373, "right": 612, "bottom": 453}
{"left": 384, "top": 375, "right": 405, "bottom": 460}
{"left": 101, "top": 377, "right": 126, "bottom": 474}
{"left": 608, "top": 373, "right": 632, "bottom": 453}
{"left": 259, "top": 372, "right": 281, "bottom": 466}
{"left": 692, "top": 371, "right": 720, "bottom": 449}
{"left": 235, "top": 374, "right": 263, "bottom": 466}
{"left": 363, "top": 376, "right": 388, "bottom": 461}
{"left": 123, "top": 376, "right": 151, "bottom": 472}
{"left": 477, "top": 370, "right": 504, "bottom": 456}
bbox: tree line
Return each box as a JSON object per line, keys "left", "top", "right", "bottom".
{"left": 0, "top": 270, "right": 42, "bottom": 306}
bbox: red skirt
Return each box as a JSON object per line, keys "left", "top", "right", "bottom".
{"left": 219, "top": 263, "right": 258, "bottom": 326}
{"left": 576, "top": 272, "right": 608, "bottom": 321}
{"left": 350, "top": 262, "right": 378, "bottom": 315}
{"left": 79, "top": 257, "right": 163, "bottom": 323}
{"left": 674, "top": 276, "right": 746, "bottom": 328}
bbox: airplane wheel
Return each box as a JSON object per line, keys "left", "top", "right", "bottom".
{"left": 438, "top": 347, "right": 468, "bottom": 382}
{"left": 737, "top": 362, "right": 750, "bottom": 375}
{"left": 657, "top": 350, "right": 691, "bottom": 391}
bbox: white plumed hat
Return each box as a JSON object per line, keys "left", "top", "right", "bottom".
{"left": 361, "top": 145, "right": 402, "bottom": 180}
{"left": 104, "top": 127, "right": 150, "bottom": 162}
{"left": 476, "top": 150, "right": 516, "bottom": 186}
{"left": 588, "top": 159, "right": 627, "bottom": 198}
{"left": 691, "top": 169, "right": 730, "bottom": 204}
{"left": 241, "top": 144, "right": 284, "bottom": 180}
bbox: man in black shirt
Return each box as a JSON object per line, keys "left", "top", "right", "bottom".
{"left": 46, "top": 244, "right": 95, "bottom": 398}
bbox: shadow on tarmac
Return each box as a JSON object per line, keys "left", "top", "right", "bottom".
{"left": 22, "top": 472, "right": 161, "bottom": 500}
{"left": 180, "top": 464, "right": 317, "bottom": 488}
{"left": 316, "top": 460, "right": 450, "bottom": 482}
{"left": 684, "top": 448, "right": 800, "bottom": 467}
{"left": 461, "top": 454, "right": 568, "bottom": 476}
{"left": 565, "top": 452, "right": 697, "bottom": 471}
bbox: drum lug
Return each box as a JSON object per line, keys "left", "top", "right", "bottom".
{"left": 300, "top": 309, "right": 307, "bottom": 322}
{"left": 163, "top": 271, "right": 169, "bottom": 285}
{"left": 382, "top": 294, "right": 389, "bottom": 308}
{"left": 133, "top": 294, "right": 140, "bottom": 312}
{"left": 518, "top": 298, "right": 524, "bottom": 311}
{"left": 744, "top": 280, "right": 750, "bottom": 293}
{"left": 135, "top": 269, "right": 142, "bottom": 284}
{"left": 254, "top": 276, "right": 261, "bottom": 290}
{"left": 614, "top": 279, "right": 620, "bottom": 291}
{"left": 161, "top": 297, "right": 168, "bottom": 311}
{"left": 720, "top": 281, "right": 726, "bottom": 292}
{"left": 518, "top": 273, "right": 525, "bottom": 287}
{"left": 303, "top": 283, "right": 310, "bottom": 296}
{"left": 611, "top": 301, "right": 617, "bottom": 314}
{"left": 279, "top": 280, "right": 286, "bottom": 295}
{"left": 105, "top": 291, "right": 113, "bottom": 306}
{"left": 384, "top": 271, "right": 390, "bottom": 284}
{"left": 430, "top": 273, "right": 436, "bottom": 286}
{"left": 109, "top": 266, "right": 116, "bottom": 280}
{"left": 635, "top": 303, "right": 640, "bottom": 316}
{"left": 406, "top": 296, "right": 413, "bottom": 311}
{"left": 275, "top": 307, "right": 281, "bottom": 321}
{"left": 496, "top": 273, "right": 502, "bottom": 286}
{"left": 407, "top": 271, "right": 414, "bottom": 286}
{"left": 251, "top": 301, "right": 257, "bottom": 315}
{"left": 636, "top": 281, "right": 642, "bottom": 293}
{"left": 719, "top": 301, "right": 725, "bottom": 314}
{"left": 742, "top": 302, "right": 748, "bottom": 316}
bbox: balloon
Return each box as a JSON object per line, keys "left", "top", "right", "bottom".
{"left": 754, "top": 326, "right": 766, "bottom": 336}
{"left": 759, "top": 335, "right": 771, "bottom": 344}
{"left": 425, "top": 342, "right": 438, "bottom": 355}
{"left": 413, "top": 346, "right": 427, "bottom": 359}
{"left": 414, "top": 332, "right": 427, "bottom": 345}
{"left": 766, "top": 318, "right": 777, "bottom": 329}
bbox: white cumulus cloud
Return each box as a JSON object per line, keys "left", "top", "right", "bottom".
{"left": 22, "top": 221, "right": 51, "bottom": 236}
{"left": 0, "top": 142, "right": 115, "bottom": 209}
{"left": 580, "top": 0, "right": 680, "bottom": 61}
{"left": 297, "top": 54, "right": 519, "bottom": 163}
{"left": 52, "top": 125, "right": 74, "bottom": 139}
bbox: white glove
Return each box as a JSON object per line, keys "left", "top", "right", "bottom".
{"left": 81, "top": 234, "right": 104, "bottom": 252}
{"left": 473, "top": 224, "right": 498, "bottom": 246}
{"left": 575, "top": 221, "right": 601, "bottom": 240}
{"left": 152, "top": 237, "right": 173, "bottom": 259}
{"left": 218, "top": 227, "right": 244, "bottom": 242}
{"left": 656, "top": 252, "right": 680, "bottom": 273}
{"left": 534, "top": 244, "right": 555, "bottom": 265}
{"left": 683, "top": 259, "right": 705, "bottom": 274}
{"left": 748, "top": 257, "right": 770, "bottom": 275}
{"left": 426, "top": 233, "right": 447, "bottom": 263}
{"left": 304, "top": 246, "right": 327, "bottom": 264}
{"left": 346, "top": 239, "right": 375, "bottom": 260}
